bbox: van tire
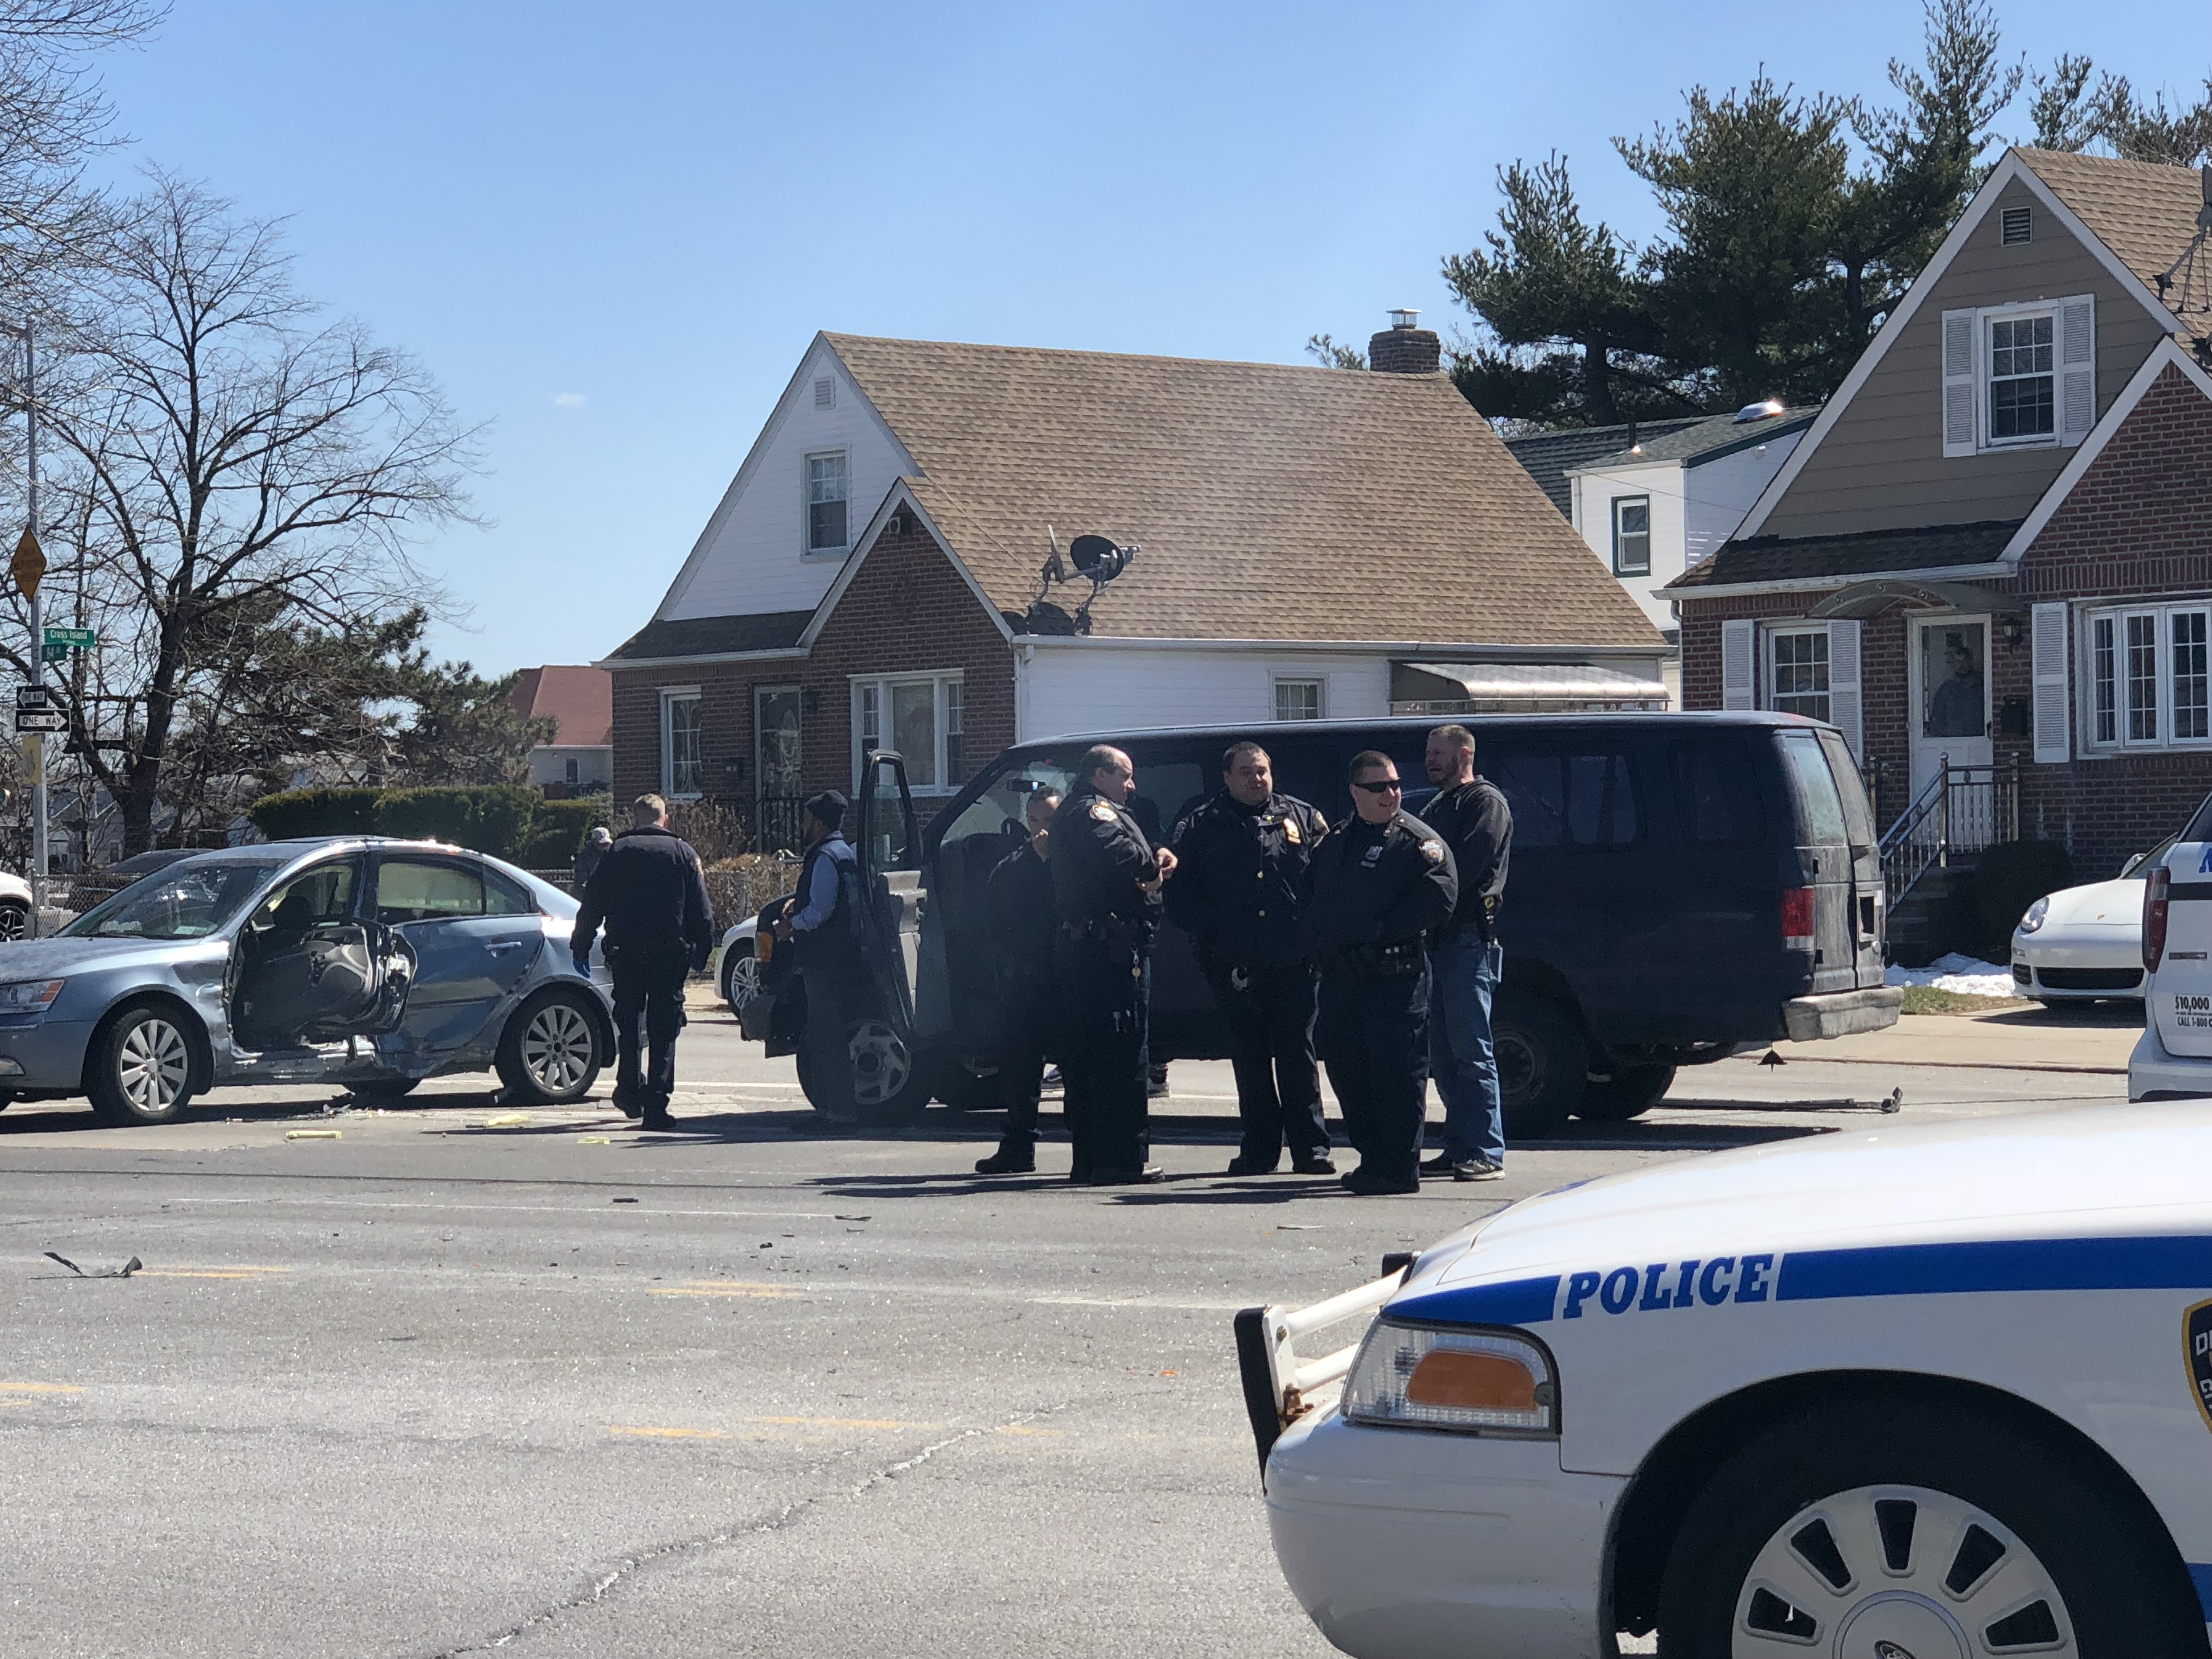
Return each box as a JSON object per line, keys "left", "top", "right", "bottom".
{"left": 1493, "top": 991, "right": 1585, "bottom": 1137}
{"left": 1577, "top": 1062, "right": 1674, "bottom": 1122}
{"left": 797, "top": 1019, "right": 933, "bottom": 1129}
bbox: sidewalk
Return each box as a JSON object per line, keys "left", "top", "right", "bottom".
{"left": 1774, "top": 1005, "right": 2141, "bottom": 1075}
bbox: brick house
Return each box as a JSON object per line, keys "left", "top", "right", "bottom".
{"left": 599, "top": 315, "right": 1667, "bottom": 845}
{"left": 1667, "top": 148, "right": 2212, "bottom": 894}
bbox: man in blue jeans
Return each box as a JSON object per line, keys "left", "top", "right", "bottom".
{"left": 1417, "top": 725, "right": 1513, "bottom": 1181}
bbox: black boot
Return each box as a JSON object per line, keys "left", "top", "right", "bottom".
{"left": 975, "top": 1142, "right": 1036, "bottom": 1176}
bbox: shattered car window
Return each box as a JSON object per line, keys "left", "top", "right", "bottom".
{"left": 63, "top": 859, "right": 285, "bottom": 940}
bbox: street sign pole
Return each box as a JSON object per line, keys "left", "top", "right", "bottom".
{"left": 21, "top": 318, "right": 41, "bottom": 938}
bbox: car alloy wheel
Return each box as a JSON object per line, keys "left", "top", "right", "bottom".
{"left": 117, "top": 1016, "right": 191, "bottom": 1117}
{"left": 0, "top": 900, "right": 27, "bottom": 941}
{"left": 521, "top": 999, "right": 596, "bottom": 1096}
{"left": 1731, "top": 1483, "right": 2074, "bottom": 1657}
{"left": 845, "top": 1019, "right": 911, "bottom": 1108}
{"left": 725, "top": 946, "right": 760, "bottom": 1013}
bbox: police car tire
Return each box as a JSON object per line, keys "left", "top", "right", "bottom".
{"left": 1656, "top": 1397, "right": 2202, "bottom": 1659}
{"left": 1493, "top": 992, "right": 1585, "bottom": 1137}
{"left": 1576, "top": 1063, "right": 1674, "bottom": 1122}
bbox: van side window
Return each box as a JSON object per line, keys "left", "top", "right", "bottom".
{"left": 1669, "top": 740, "right": 1765, "bottom": 845}
{"left": 1488, "top": 749, "right": 1638, "bottom": 848}
{"left": 1778, "top": 733, "right": 1849, "bottom": 844}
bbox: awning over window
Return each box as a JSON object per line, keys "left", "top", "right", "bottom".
{"left": 1392, "top": 662, "right": 1671, "bottom": 714}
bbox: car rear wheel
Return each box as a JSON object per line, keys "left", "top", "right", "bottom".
{"left": 88, "top": 1004, "right": 198, "bottom": 1125}
{"left": 723, "top": 940, "right": 760, "bottom": 1015}
{"left": 495, "top": 991, "right": 604, "bottom": 1105}
{"left": 1576, "top": 1062, "right": 1675, "bottom": 1122}
{"left": 1493, "top": 992, "right": 1586, "bottom": 1137}
{"left": 1657, "top": 1399, "right": 2201, "bottom": 1659}
{"left": 0, "top": 899, "right": 28, "bottom": 941}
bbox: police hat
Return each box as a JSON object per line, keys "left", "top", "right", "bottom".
{"left": 805, "top": 790, "right": 849, "bottom": 832}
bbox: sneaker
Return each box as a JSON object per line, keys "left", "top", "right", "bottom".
{"left": 1453, "top": 1157, "right": 1505, "bottom": 1183}
{"left": 974, "top": 1146, "right": 1036, "bottom": 1176}
{"left": 1040, "top": 1066, "right": 1064, "bottom": 1093}
{"left": 1342, "top": 1167, "right": 1420, "bottom": 1196}
{"left": 1290, "top": 1154, "right": 1338, "bottom": 1176}
{"left": 1224, "top": 1154, "right": 1280, "bottom": 1176}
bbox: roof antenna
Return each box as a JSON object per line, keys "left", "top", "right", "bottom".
{"left": 1036, "top": 523, "right": 1068, "bottom": 603}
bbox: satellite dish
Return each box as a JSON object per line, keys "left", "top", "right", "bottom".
{"left": 1068, "top": 534, "right": 1134, "bottom": 583}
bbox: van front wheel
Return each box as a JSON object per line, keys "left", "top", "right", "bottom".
{"left": 1577, "top": 1062, "right": 1674, "bottom": 1122}
{"left": 1493, "top": 992, "right": 1585, "bottom": 1137}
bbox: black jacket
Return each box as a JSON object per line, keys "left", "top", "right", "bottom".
{"left": 1302, "top": 810, "right": 1458, "bottom": 959}
{"left": 987, "top": 839, "right": 1057, "bottom": 971}
{"left": 1050, "top": 785, "right": 1162, "bottom": 934}
{"left": 1165, "top": 788, "right": 1328, "bottom": 968}
{"left": 571, "top": 825, "right": 715, "bottom": 966}
{"left": 1419, "top": 777, "right": 1512, "bottom": 944}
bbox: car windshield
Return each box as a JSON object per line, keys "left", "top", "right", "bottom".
{"left": 2125, "top": 834, "right": 2179, "bottom": 879}
{"left": 62, "top": 857, "right": 287, "bottom": 940}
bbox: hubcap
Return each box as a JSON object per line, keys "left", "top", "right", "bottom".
{"left": 1495, "top": 1026, "right": 1541, "bottom": 1109}
{"left": 522, "top": 1002, "right": 596, "bottom": 1094}
{"left": 726, "top": 951, "right": 761, "bottom": 1012}
{"left": 845, "top": 1019, "right": 911, "bottom": 1107}
{"left": 0, "top": 904, "right": 26, "bottom": 941}
{"left": 118, "top": 1017, "right": 190, "bottom": 1114}
{"left": 1732, "top": 1483, "right": 2075, "bottom": 1657}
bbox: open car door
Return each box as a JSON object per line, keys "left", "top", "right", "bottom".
{"left": 854, "top": 749, "right": 923, "bottom": 1028}
{"left": 228, "top": 856, "right": 413, "bottom": 1051}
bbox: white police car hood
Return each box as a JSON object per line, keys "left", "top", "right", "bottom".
{"left": 1389, "top": 1101, "right": 2212, "bottom": 1328}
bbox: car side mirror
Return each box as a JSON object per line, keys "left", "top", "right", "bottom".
{"left": 2120, "top": 851, "right": 2146, "bottom": 878}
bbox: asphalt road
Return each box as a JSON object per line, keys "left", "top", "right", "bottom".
{"left": 0, "top": 1001, "right": 2132, "bottom": 1658}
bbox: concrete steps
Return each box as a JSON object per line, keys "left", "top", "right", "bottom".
{"left": 1887, "top": 861, "right": 1982, "bottom": 968}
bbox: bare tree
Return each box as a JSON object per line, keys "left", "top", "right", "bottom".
{"left": 12, "top": 174, "right": 481, "bottom": 852}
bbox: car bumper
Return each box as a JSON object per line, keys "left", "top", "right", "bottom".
{"left": 0, "top": 1017, "right": 95, "bottom": 1090}
{"left": 1264, "top": 1410, "right": 1623, "bottom": 1659}
{"left": 1782, "top": 985, "right": 1902, "bottom": 1041}
{"left": 2131, "top": 1020, "right": 2212, "bottom": 1101}
{"left": 2012, "top": 932, "right": 2143, "bottom": 998}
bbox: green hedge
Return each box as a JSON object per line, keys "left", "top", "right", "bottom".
{"left": 520, "top": 796, "right": 613, "bottom": 868}
{"left": 247, "top": 786, "right": 584, "bottom": 864}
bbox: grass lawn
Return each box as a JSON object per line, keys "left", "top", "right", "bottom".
{"left": 1899, "top": 984, "right": 2030, "bottom": 1015}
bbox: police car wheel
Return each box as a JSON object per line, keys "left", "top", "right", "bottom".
{"left": 1576, "top": 1062, "right": 1674, "bottom": 1122}
{"left": 1657, "top": 1398, "right": 2199, "bottom": 1659}
{"left": 1493, "top": 992, "right": 1585, "bottom": 1137}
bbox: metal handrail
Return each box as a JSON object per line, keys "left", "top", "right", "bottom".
{"left": 1877, "top": 756, "right": 2022, "bottom": 907}
{"left": 1878, "top": 763, "right": 1952, "bottom": 907}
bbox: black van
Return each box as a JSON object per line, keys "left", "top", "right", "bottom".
{"left": 773, "top": 713, "right": 1900, "bottom": 1133}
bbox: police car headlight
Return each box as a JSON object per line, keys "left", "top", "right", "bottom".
{"left": 1341, "top": 1319, "right": 1556, "bottom": 1436}
{"left": 2017, "top": 896, "right": 2050, "bottom": 936}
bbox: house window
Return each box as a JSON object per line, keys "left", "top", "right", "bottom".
{"left": 1611, "top": 496, "right": 1651, "bottom": 576}
{"left": 851, "top": 672, "right": 964, "bottom": 793}
{"left": 2001, "top": 205, "right": 2032, "bottom": 245}
{"left": 661, "top": 691, "right": 703, "bottom": 798}
{"left": 806, "top": 452, "right": 848, "bottom": 552}
{"left": 1769, "top": 629, "right": 1831, "bottom": 723}
{"left": 2084, "top": 602, "right": 2212, "bottom": 752}
{"left": 563, "top": 757, "right": 580, "bottom": 787}
{"left": 1274, "top": 678, "right": 1325, "bottom": 721}
{"left": 1987, "top": 313, "right": 2055, "bottom": 442}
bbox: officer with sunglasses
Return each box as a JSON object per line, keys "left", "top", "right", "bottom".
{"left": 1302, "top": 749, "right": 1457, "bottom": 1194}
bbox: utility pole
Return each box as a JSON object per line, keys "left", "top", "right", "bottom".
{"left": 7, "top": 318, "right": 44, "bottom": 934}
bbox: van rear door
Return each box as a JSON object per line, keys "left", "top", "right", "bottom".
{"left": 1775, "top": 730, "right": 1863, "bottom": 995}
{"left": 1815, "top": 729, "right": 1887, "bottom": 990}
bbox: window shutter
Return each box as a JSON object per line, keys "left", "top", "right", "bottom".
{"left": 2058, "top": 295, "right": 2096, "bottom": 445}
{"left": 1721, "top": 619, "right": 1756, "bottom": 710}
{"left": 2032, "top": 601, "right": 2072, "bottom": 763}
{"left": 1826, "top": 619, "right": 1864, "bottom": 760}
{"left": 1942, "top": 309, "right": 1978, "bottom": 456}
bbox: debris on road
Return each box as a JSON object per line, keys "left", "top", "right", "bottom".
{"left": 578, "top": 1135, "right": 612, "bottom": 1144}
{"left": 285, "top": 1129, "right": 341, "bottom": 1141}
{"left": 483, "top": 1113, "right": 533, "bottom": 1128}
{"left": 44, "top": 1251, "right": 140, "bottom": 1279}
{"left": 1880, "top": 1086, "right": 1905, "bottom": 1114}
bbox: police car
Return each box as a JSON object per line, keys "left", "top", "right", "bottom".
{"left": 2132, "top": 804, "right": 2212, "bottom": 1102}
{"left": 1238, "top": 1107, "right": 2212, "bottom": 1657}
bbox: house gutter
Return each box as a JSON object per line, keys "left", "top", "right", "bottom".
{"left": 591, "top": 646, "right": 809, "bottom": 672}
{"left": 1664, "top": 560, "right": 2016, "bottom": 603}
{"left": 1010, "top": 635, "right": 1668, "bottom": 661}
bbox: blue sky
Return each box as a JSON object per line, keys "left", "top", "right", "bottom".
{"left": 88, "top": 1, "right": 2186, "bottom": 675}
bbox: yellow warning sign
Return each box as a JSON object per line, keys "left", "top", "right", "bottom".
{"left": 10, "top": 528, "right": 42, "bottom": 600}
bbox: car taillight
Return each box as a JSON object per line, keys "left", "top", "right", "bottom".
{"left": 2144, "top": 865, "right": 2170, "bottom": 973}
{"left": 1781, "top": 887, "right": 1815, "bottom": 951}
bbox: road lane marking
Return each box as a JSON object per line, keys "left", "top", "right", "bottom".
{"left": 744, "top": 1415, "right": 927, "bottom": 1430}
{"left": 648, "top": 1282, "right": 802, "bottom": 1299}
{"left": 134, "top": 1266, "right": 292, "bottom": 1280}
{"left": 611, "top": 1426, "right": 727, "bottom": 1439}
{"left": 0, "top": 1381, "right": 83, "bottom": 1393}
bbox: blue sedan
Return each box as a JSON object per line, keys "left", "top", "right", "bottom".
{"left": 0, "top": 838, "right": 616, "bottom": 1125}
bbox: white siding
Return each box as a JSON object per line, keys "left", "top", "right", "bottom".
{"left": 1014, "top": 647, "right": 1393, "bottom": 742}
{"left": 1682, "top": 433, "right": 1802, "bottom": 566}
{"left": 658, "top": 341, "right": 914, "bottom": 621}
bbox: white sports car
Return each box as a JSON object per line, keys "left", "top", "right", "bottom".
{"left": 2011, "top": 836, "right": 2169, "bottom": 1003}
{"left": 1239, "top": 1107, "right": 2212, "bottom": 1658}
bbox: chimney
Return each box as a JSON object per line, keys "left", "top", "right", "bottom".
{"left": 1368, "top": 307, "right": 1441, "bottom": 374}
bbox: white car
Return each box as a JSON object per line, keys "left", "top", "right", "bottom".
{"left": 1240, "top": 1107, "right": 2212, "bottom": 1658}
{"left": 2011, "top": 836, "right": 2170, "bottom": 1003}
{"left": 717, "top": 914, "right": 761, "bottom": 1015}
{"left": 0, "top": 867, "right": 29, "bottom": 939}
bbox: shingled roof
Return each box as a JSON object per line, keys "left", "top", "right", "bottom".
{"left": 1503, "top": 417, "right": 1706, "bottom": 515}
{"left": 1667, "top": 520, "right": 2022, "bottom": 591}
{"left": 2020, "top": 148, "right": 2212, "bottom": 334}
{"left": 825, "top": 334, "right": 1662, "bottom": 648}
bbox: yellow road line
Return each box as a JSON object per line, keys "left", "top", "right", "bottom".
{"left": 647, "top": 1282, "right": 801, "bottom": 1299}
{"left": 743, "top": 1415, "right": 927, "bottom": 1430}
{"left": 611, "top": 1425, "right": 727, "bottom": 1439}
{"left": 0, "top": 1381, "right": 83, "bottom": 1393}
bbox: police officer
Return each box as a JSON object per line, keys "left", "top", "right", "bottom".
{"left": 1168, "top": 741, "right": 1334, "bottom": 1177}
{"left": 1419, "top": 724, "right": 1513, "bottom": 1182}
{"left": 571, "top": 793, "right": 716, "bottom": 1130}
{"left": 775, "top": 791, "right": 867, "bottom": 1126}
{"left": 1304, "top": 751, "right": 1457, "bottom": 1195}
{"left": 1051, "top": 745, "right": 1176, "bottom": 1184}
{"left": 975, "top": 786, "right": 1061, "bottom": 1175}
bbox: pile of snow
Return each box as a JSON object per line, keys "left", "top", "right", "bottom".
{"left": 1884, "top": 952, "right": 2017, "bottom": 998}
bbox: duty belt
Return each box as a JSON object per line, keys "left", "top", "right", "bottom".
{"left": 1327, "top": 939, "right": 1425, "bottom": 978}
{"left": 1059, "top": 915, "right": 1143, "bottom": 943}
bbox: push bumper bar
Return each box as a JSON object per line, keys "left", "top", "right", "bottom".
{"left": 1234, "top": 1254, "right": 1413, "bottom": 1474}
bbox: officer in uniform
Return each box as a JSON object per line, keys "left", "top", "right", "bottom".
{"left": 1051, "top": 744, "right": 1176, "bottom": 1184}
{"left": 1303, "top": 751, "right": 1457, "bottom": 1195}
{"left": 1167, "top": 740, "right": 1334, "bottom": 1176}
{"left": 975, "top": 786, "right": 1061, "bottom": 1175}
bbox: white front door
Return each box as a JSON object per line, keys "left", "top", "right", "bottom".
{"left": 1909, "top": 614, "right": 1994, "bottom": 798}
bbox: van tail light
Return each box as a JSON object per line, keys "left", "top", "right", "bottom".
{"left": 1781, "top": 887, "right": 1815, "bottom": 952}
{"left": 2145, "top": 865, "right": 2171, "bottom": 973}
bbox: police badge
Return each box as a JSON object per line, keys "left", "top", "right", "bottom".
{"left": 1090, "top": 800, "right": 1118, "bottom": 822}
{"left": 1420, "top": 839, "right": 1444, "bottom": 864}
{"left": 2186, "top": 1299, "right": 2212, "bottom": 1434}
{"left": 1283, "top": 819, "right": 1301, "bottom": 844}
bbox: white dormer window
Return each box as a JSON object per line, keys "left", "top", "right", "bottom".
{"left": 1940, "top": 296, "right": 2095, "bottom": 455}
{"left": 806, "top": 451, "right": 848, "bottom": 552}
